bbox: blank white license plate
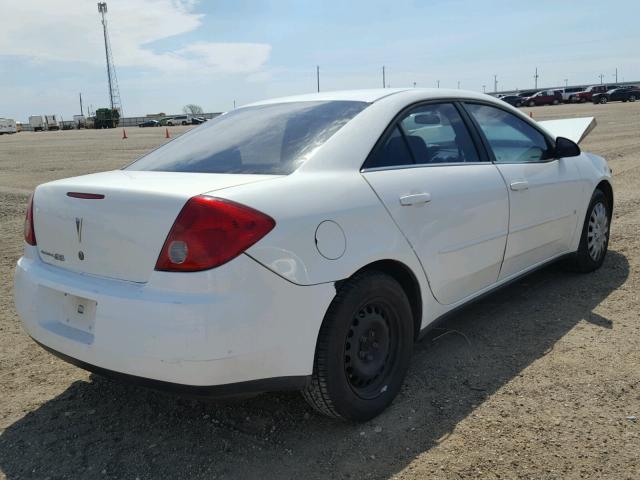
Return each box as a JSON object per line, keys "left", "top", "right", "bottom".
{"left": 60, "top": 292, "right": 97, "bottom": 335}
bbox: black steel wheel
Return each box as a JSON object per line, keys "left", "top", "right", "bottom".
{"left": 344, "top": 301, "right": 397, "bottom": 399}
{"left": 303, "top": 270, "right": 414, "bottom": 421}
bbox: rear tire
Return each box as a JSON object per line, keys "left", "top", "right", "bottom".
{"left": 629, "top": 95, "right": 636, "bottom": 102}
{"left": 528, "top": 101, "right": 536, "bottom": 107}
{"left": 600, "top": 97, "right": 608, "bottom": 104}
{"left": 552, "top": 99, "right": 559, "bottom": 105}
{"left": 303, "top": 271, "right": 414, "bottom": 421}
{"left": 565, "top": 189, "right": 610, "bottom": 273}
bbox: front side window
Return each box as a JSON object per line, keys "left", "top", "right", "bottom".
{"left": 465, "top": 103, "right": 551, "bottom": 164}
{"left": 127, "top": 101, "right": 368, "bottom": 175}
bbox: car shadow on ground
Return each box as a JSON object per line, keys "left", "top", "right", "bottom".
{"left": 0, "top": 251, "right": 630, "bottom": 479}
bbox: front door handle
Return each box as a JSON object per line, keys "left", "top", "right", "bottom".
{"left": 399, "top": 193, "right": 432, "bottom": 206}
{"left": 510, "top": 180, "right": 529, "bottom": 191}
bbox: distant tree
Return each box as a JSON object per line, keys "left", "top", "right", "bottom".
{"left": 183, "top": 104, "right": 204, "bottom": 115}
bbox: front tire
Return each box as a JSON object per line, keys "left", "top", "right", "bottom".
{"left": 629, "top": 95, "right": 636, "bottom": 102}
{"left": 303, "top": 271, "right": 414, "bottom": 421}
{"left": 599, "top": 97, "right": 608, "bottom": 104}
{"left": 566, "top": 189, "right": 611, "bottom": 272}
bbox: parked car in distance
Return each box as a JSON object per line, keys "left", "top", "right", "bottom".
{"left": 499, "top": 95, "right": 525, "bottom": 107}
{"left": 572, "top": 85, "right": 620, "bottom": 103}
{"left": 166, "top": 115, "right": 192, "bottom": 126}
{"left": 138, "top": 119, "right": 160, "bottom": 127}
{"left": 517, "top": 90, "right": 537, "bottom": 99}
{"left": 592, "top": 87, "right": 640, "bottom": 104}
{"left": 523, "top": 90, "right": 563, "bottom": 106}
{"left": 191, "top": 117, "right": 206, "bottom": 125}
{"left": 560, "top": 86, "right": 585, "bottom": 103}
{"left": 15, "top": 88, "right": 612, "bottom": 421}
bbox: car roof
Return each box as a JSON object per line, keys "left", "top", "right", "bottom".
{"left": 245, "top": 88, "right": 492, "bottom": 107}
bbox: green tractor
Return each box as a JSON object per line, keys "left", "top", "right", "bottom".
{"left": 94, "top": 108, "right": 120, "bottom": 129}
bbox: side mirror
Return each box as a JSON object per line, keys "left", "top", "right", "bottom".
{"left": 555, "top": 136, "right": 581, "bottom": 158}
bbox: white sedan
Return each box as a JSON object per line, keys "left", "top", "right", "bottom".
{"left": 15, "top": 89, "right": 612, "bottom": 421}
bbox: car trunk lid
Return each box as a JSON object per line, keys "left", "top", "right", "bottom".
{"left": 33, "top": 170, "right": 276, "bottom": 283}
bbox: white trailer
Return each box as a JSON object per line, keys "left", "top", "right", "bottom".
{"left": 0, "top": 118, "right": 17, "bottom": 134}
{"left": 29, "top": 115, "right": 45, "bottom": 132}
{"left": 45, "top": 115, "right": 59, "bottom": 131}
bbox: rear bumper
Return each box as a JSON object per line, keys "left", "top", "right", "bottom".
{"left": 14, "top": 247, "right": 335, "bottom": 390}
{"left": 35, "top": 339, "right": 309, "bottom": 397}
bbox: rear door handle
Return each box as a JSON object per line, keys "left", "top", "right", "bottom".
{"left": 510, "top": 180, "right": 529, "bottom": 191}
{"left": 399, "top": 193, "right": 432, "bottom": 206}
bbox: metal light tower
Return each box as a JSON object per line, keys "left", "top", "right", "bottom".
{"left": 98, "top": 2, "right": 122, "bottom": 114}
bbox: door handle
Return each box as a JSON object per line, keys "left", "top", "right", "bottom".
{"left": 510, "top": 180, "right": 529, "bottom": 191}
{"left": 399, "top": 193, "right": 432, "bottom": 206}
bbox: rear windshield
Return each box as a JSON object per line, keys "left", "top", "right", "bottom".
{"left": 126, "top": 101, "right": 368, "bottom": 175}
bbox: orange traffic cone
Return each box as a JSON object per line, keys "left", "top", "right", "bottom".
{"left": 165, "top": 128, "right": 170, "bottom": 139}
{"left": 122, "top": 128, "right": 128, "bottom": 139}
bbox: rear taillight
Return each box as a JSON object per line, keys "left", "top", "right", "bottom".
{"left": 155, "top": 195, "right": 275, "bottom": 272}
{"left": 24, "top": 193, "right": 37, "bottom": 246}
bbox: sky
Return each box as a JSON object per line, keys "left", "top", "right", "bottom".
{"left": 1, "top": 0, "right": 639, "bottom": 121}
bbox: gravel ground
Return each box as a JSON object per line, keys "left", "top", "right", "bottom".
{"left": 0, "top": 103, "right": 638, "bottom": 480}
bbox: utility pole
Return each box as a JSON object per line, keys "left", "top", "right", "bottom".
{"left": 534, "top": 67, "right": 539, "bottom": 89}
{"left": 614, "top": 67, "right": 618, "bottom": 83}
{"left": 79, "top": 93, "right": 84, "bottom": 116}
{"left": 413, "top": 81, "right": 416, "bottom": 88}
{"left": 493, "top": 74, "right": 498, "bottom": 93}
{"left": 316, "top": 65, "right": 320, "bottom": 92}
{"left": 598, "top": 73, "right": 605, "bottom": 84}
{"left": 457, "top": 81, "right": 460, "bottom": 89}
{"left": 564, "top": 79, "right": 568, "bottom": 87}
{"left": 233, "top": 100, "right": 236, "bottom": 109}
{"left": 437, "top": 80, "right": 440, "bottom": 88}
{"left": 382, "top": 66, "right": 386, "bottom": 89}
{"left": 482, "top": 85, "right": 486, "bottom": 93}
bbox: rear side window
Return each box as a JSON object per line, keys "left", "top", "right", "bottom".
{"left": 366, "top": 127, "right": 414, "bottom": 169}
{"left": 365, "top": 102, "right": 480, "bottom": 169}
{"left": 127, "top": 101, "right": 368, "bottom": 175}
{"left": 466, "top": 103, "right": 551, "bottom": 164}
{"left": 400, "top": 103, "right": 479, "bottom": 164}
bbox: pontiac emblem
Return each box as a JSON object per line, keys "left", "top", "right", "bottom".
{"left": 75, "top": 217, "right": 83, "bottom": 243}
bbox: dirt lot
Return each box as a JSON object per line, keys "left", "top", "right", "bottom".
{"left": 0, "top": 103, "right": 639, "bottom": 480}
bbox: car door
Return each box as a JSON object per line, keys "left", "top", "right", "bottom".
{"left": 362, "top": 102, "right": 509, "bottom": 305}
{"left": 464, "top": 102, "right": 583, "bottom": 280}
